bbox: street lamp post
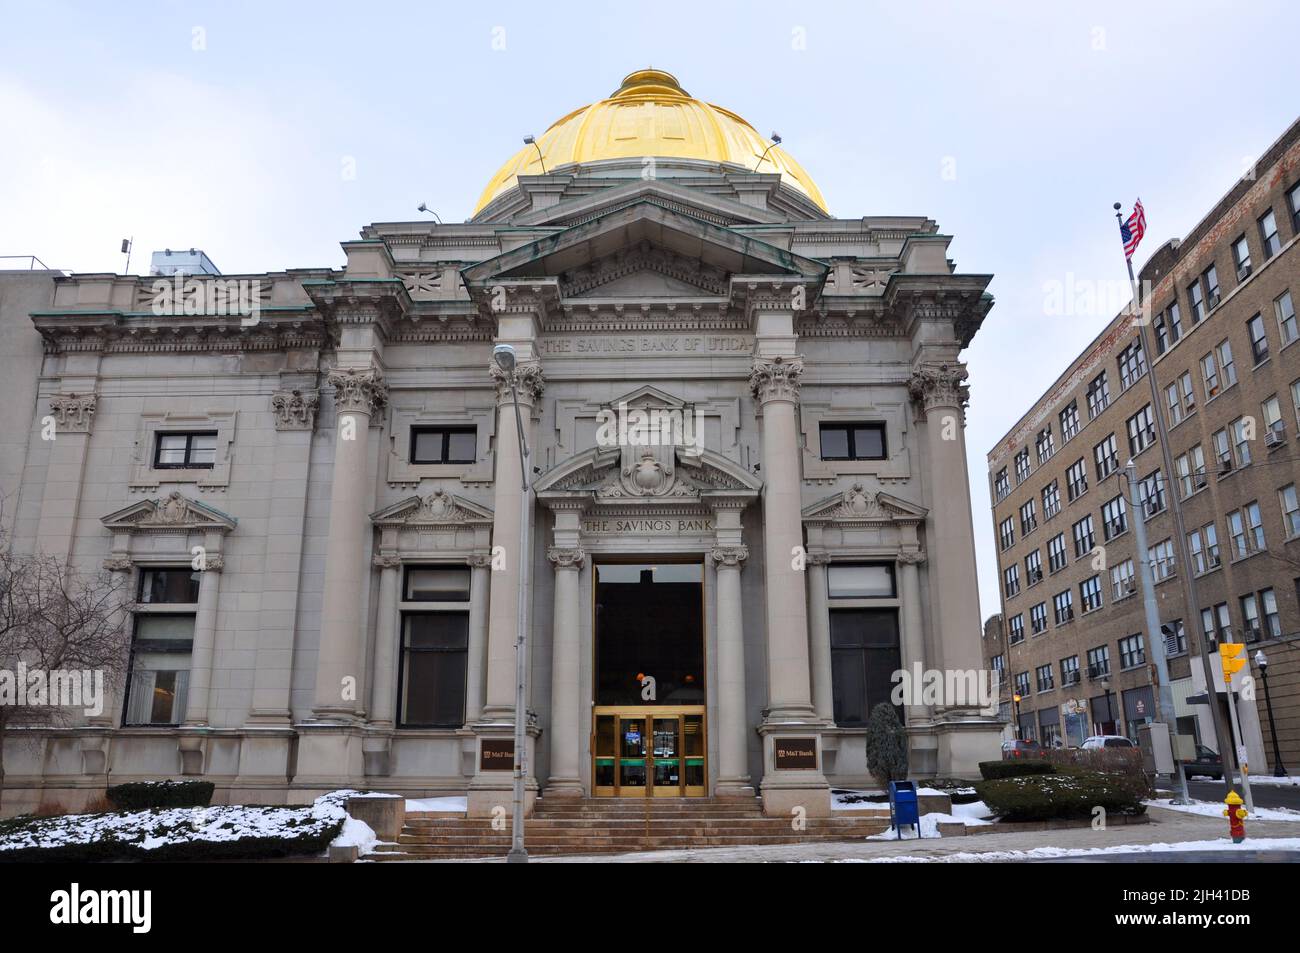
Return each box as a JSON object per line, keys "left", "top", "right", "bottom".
{"left": 1101, "top": 677, "right": 1115, "bottom": 736}
{"left": 1255, "top": 650, "right": 1288, "bottom": 778}
{"left": 1012, "top": 692, "right": 1022, "bottom": 738}
{"left": 493, "top": 343, "right": 532, "bottom": 864}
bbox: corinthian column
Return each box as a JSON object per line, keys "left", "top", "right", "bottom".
{"left": 750, "top": 356, "right": 816, "bottom": 721}
{"left": 368, "top": 553, "right": 401, "bottom": 728}
{"left": 313, "top": 367, "right": 387, "bottom": 719}
{"left": 463, "top": 553, "right": 493, "bottom": 724}
{"left": 907, "top": 363, "right": 982, "bottom": 678}
{"left": 711, "top": 545, "right": 754, "bottom": 797}
{"left": 897, "top": 551, "right": 929, "bottom": 726}
{"left": 482, "top": 361, "right": 544, "bottom": 721}
{"left": 183, "top": 555, "right": 223, "bottom": 726}
{"left": 546, "top": 546, "right": 584, "bottom": 797}
{"left": 805, "top": 552, "right": 834, "bottom": 724}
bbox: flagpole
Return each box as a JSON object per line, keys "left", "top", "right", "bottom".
{"left": 1111, "top": 201, "right": 1233, "bottom": 804}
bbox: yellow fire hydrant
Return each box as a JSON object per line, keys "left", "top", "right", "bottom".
{"left": 1223, "top": 791, "right": 1247, "bottom": 843}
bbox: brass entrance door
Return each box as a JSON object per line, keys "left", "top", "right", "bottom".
{"left": 593, "top": 707, "right": 706, "bottom": 797}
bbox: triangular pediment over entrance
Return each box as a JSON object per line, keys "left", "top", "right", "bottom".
{"left": 535, "top": 443, "right": 761, "bottom": 507}
{"left": 801, "top": 484, "right": 928, "bottom": 525}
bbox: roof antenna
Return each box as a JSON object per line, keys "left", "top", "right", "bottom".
{"left": 754, "top": 132, "right": 782, "bottom": 171}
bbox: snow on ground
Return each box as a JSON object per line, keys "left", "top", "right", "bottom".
{"left": 0, "top": 791, "right": 354, "bottom": 853}
{"left": 1233, "top": 775, "right": 1300, "bottom": 787}
{"left": 406, "top": 797, "right": 468, "bottom": 812}
{"left": 866, "top": 802, "right": 994, "bottom": 839}
{"left": 857, "top": 837, "right": 1300, "bottom": 862}
{"left": 331, "top": 816, "right": 379, "bottom": 854}
{"left": 1146, "top": 798, "right": 1300, "bottom": 821}
{"left": 831, "top": 790, "right": 886, "bottom": 811}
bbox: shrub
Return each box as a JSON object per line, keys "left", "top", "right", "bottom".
{"left": 864, "top": 703, "right": 908, "bottom": 786}
{"left": 975, "top": 771, "right": 1147, "bottom": 822}
{"left": 917, "top": 777, "right": 982, "bottom": 804}
{"left": 978, "top": 759, "right": 1054, "bottom": 781}
{"left": 106, "top": 780, "right": 215, "bottom": 811}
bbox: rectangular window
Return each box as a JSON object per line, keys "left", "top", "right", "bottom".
{"left": 1202, "top": 264, "right": 1221, "bottom": 310}
{"left": 819, "top": 422, "right": 887, "bottom": 461}
{"left": 1087, "top": 645, "right": 1110, "bottom": 678}
{"left": 829, "top": 609, "right": 902, "bottom": 726}
{"left": 1187, "top": 522, "right": 1221, "bottom": 574}
{"left": 1263, "top": 396, "right": 1283, "bottom": 442}
{"left": 1201, "top": 350, "right": 1220, "bottom": 397}
{"left": 398, "top": 612, "right": 469, "bottom": 728}
{"left": 1042, "top": 480, "right": 1061, "bottom": 519}
{"left": 1176, "top": 444, "right": 1206, "bottom": 497}
{"left": 1259, "top": 208, "right": 1281, "bottom": 259}
{"left": 124, "top": 613, "right": 194, "bottom": 726}
{"left": 1101, "top": 493, "right": 1128, "bottom": 541}
{"left": 138, "top": 567, "right": 201, "bottom": 604}
{"left": 1025, "top": 549, "right": 1043, "bottom": 585}
{"left": 1030, "top": 601, "right": 1048, "bottom": 634}
{"left": 1289, "top": 181, "right": 1300, "bottom": 234}
{"left": 1004, "top": 564, "right": 1021, "bottom": 598}
{"left": 1232, "top": 234, "right": 1253, "bottom": 280}
{"left": 1280, "top": 484, "right": 1300, "bottom": 538}
{"left": 1059, "top": 401, "right": 1080, "bottom": 442}
{"left": 1277, "top": 291, "right": 1297, "bottom": 346}
{"left": 1008, "top": 614, "right": 1025, "bottom": 644}
{"left": 1061, "top": 655, "right": 1080, "bottom": 687}
{"left": 1240, "top": 593, "right": 1260, "bottom": 642}
{"left": 1014, "top": 448, "right": 1031, "bottom": 484}
{"left": 1047, "top": 533, "right": 1068, "bottom": 573}
{"left": 1137, "top": 469, "right": 1166, "bottom": 517}
{"left": 1080, "top": 575, "right": 1103, "bottom": 613}
{"left": 1036, "top": 426, "right": 1055, "bottom": 464}
{"left": 994, "top": 468, "right": 1010, "bottom": 501}
{"left": 998, "top": 516, "right": 1015, "bottom": 551}
{"left": 1014, "top": 671, "right": 1030, "bottom": 697}
{"left": 1111, "top": 558, "right": 1135, "bottom": 601}
{"left": 1165, "top": 380, "right": 1184, "bottom": 427}
{"left": 1118, "top": 340, "right": 1147, "bottom": 390}
{"left": 1066, "top": 458, "right": 1088, "bottom": 501}
{"left": 1119, "top": 634, "right": 1146, "bottom": 670}
{"left": 1261, "top": 588, "right": 1280, "bottom": 639}
{"left": 1201, "top": 603, "right": 1231, "bottom": 646}
{"left": 1162, "top": 619, "right": 1187, "bottom": 657}
{"left": 1248, "top": 313, "right": 1270, "bottom": 364}
{"left": 828, "top": 563, "right": 896, "bottom": 599}
{"left": 410, "top": 426, "right": 477, "bottom": 465}
{"left": 1227, "top": 501, "right": 1264, "bottom": 559}
{"left": 1189, "top": 279, "right": 1206, "bottom": 323}
{"left": 1148, "top": 538, "right": 1176, "bottom": 581}
{"left": 1053, "top": 589, "right": 1074, "bottom": 625}
{"left": 1086, "top": 372, "right": 1110, "bottom": 420}
{"left": 1035, "top": 663, "right": 1054, "bottom": 693}
{"left": 403, "top": 566, "right": 472, "bottom": 602}
{"left": 1093, "top": 433, "right": 1118, "bottom": 480}
{"left": 1020, "top": 499, "right": 1038, "bottom": 536}
{"left": 1072, "top": 515, "right": 1095, "bottom": 558}
{"left": 1218, "top": 340, "right": 1237, "bottom": 388}
{"left": 1126, "top": 404, "right": 1155, "bottom": 457}
{"left": 154, "top": 431, "right": 217, "bottom": 469}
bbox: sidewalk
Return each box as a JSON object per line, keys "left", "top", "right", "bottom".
{"left": 507, "top": 807, "right": 1300, "bottom": 863}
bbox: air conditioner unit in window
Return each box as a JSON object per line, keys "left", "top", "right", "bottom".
{"left": 1111, "top": 519, "right": 1126, "bottom": 536}
{"left": 1237, "top": 265, "right": 1252, "bottom": 282}
{"left": 1125, "top": 580, "right": 1137, "bottom": 594}
{"left": 1145, "top": 501, "right": 1161, "bottom": 518}
{"left": 1218, "top": 455, "right": 1233, "bottom": 475}
{"left": 1208, "top": 292, "right": 1222, "bottom": 309}
{"left": 1194, "top": 470, "right": 1208, "bottom": 489}
{"left": 1266, "top": 429, "right": 1285, "bottom": 448}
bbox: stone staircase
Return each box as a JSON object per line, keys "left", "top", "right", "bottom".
{"left": 370, "top": 797, "right": 891, "bottom": 861}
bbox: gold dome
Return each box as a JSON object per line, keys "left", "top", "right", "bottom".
{"left": 473, "top": 69, "right": 827, "bottom": 215}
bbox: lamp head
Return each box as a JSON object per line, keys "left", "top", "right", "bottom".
{"left": 493, "top": 343, "right": 517, "bottom": 373}
{"left": 770, "top": 132, "right": 782, "bottom": 144}
{"left": 523, "top": 135, "right": 536, "bottom": 145}
{"left": 1255, "top": 649, "right": 1267, "bottom": 669}
{"left": 417, "top": 202, "right": 428, "bottom": 212}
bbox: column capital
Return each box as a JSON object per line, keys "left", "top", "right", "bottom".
{"left": 907, "top": 362, "right": 969, "bottom": 414}
{"left": 897, "top": 549, "right": 928, "bottom": 566}
{"left": 710, "top": 545, "right": 749, "bottom": 568}
{"left": 806, "top": 550, "right": 832, "bottom": 566}
{"left": 198, "top": 556, "right": 224, "bottom": 574}
{"left": 49, "top": 392, "right": 97, "bottom": 434}
{"left": 749, "top": 356, "right": 803, "bottom": 406}
{"left": 547, "top": 546, "right": 585, "bottom": 570}
{"left": 491, "top": 360, "right": 545, "bottom": 405}
{"left": 271, "top": 388, "right": 320, "bottom": 431}
{"left": 327, "top": 367, "right": 388, "bottom": 416}
{"left": 372, "top": 553, "right": 402, "bottom": 569}
{"left": 102, "top": 555, "right": 133, "bottom": 573}
{"left": 466, "top": 552, "right": 495, "bottom": 569}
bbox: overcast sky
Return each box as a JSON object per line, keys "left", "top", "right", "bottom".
{"left": 2, "top": 0, "right": 1295, "bottom": 619}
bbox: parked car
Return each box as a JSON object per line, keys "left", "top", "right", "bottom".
{"left": 1081, "top": 735, "right": 1135, "bottom": 750}
{"left": 1002, "top": 739, "right": 1047, "bottom": 759}
{"left": 1182, "top": 745, "right": 1224, "bottom": 780}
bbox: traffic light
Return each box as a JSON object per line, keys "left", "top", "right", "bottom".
{"left": 1219, "top": 642, "right": 1247, "bottom": 683}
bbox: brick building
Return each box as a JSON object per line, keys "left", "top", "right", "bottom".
{"left": 985, "top": 117, "right": 1300, "bottom": 774}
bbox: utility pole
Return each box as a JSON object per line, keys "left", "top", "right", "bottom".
{"left": 1123, "top": 460, "right": 1190, "bottom": 804}
{"left": 1113, "top": 202, "right": 1234, "bottom": 801}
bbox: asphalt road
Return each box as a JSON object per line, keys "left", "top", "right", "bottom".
{"left": 1156, "top": 778, "right": 1300, "bottom": 810}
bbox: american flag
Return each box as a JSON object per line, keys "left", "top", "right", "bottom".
{"left": 1120, "top": 199, "right": 1146, "bottom": 260}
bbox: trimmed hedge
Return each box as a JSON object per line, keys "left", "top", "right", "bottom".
{"left": 974, "top": 771, "right": 1147, "bottom": 822}
{"left": 978, "top": 759, "right": 1054, "bottom": 781}
{"left": 106, "top": 780, "right": 214, "bottom": 811}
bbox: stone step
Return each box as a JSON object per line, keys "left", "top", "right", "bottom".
{"left": 396, "top": 828, "right": 887, "bottom": 845}
{"left": 388, "top": 834, "right": 885, "bottom": 850}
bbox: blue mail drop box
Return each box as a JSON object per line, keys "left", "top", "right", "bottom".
{"left": 888, "top": 780, "right": 920, "bottom": 839}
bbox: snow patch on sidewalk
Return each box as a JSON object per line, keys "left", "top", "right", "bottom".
{"left": 854, "top": 836, "right": 1300, "bottom": 862}
{"left": 866, "top": 802, "right": 994, "bottom": 839}
{"left": 1146, "top": 798, "right": 1300, "bottom": 821}
{"left": 405, "top": 796, "right": 468, "bottom": 812}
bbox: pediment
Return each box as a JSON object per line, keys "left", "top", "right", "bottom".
{"left": 370, "top": 490, "right": 494, "bottom": 527}
{"left": 802, "top": 484, "right": 927, "bottom": 524}
{"left": 102, "top": 492, "right": 238, "bottom": 533}
{"left": 606, "top": 384, "right": 688, "bottom": 410}
{"left": 461, "top": 199, "right": 826, "bottom": 292}
{"left": 536, "top": 444, "right": 760, "bottom": 502}
{"left": 509, "top": 179, "right": 787, "bottom": 229}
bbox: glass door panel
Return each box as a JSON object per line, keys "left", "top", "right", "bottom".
{"left": 617, "top": 716, "right": 647, "bottom": 797}
{"left": 594, "top": 714, "right": 616, "bottom": 796}
{"left": 652, "top": 717, "right": 681, "bottom": 797}
{"left": 682, "top": 713, "right": 706, "bottom": 796}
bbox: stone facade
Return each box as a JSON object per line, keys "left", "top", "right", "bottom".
{"left": 985, "top": 116, "right": 1300, "bottom": 774}
{"left": 0, "top": 72, "right": 1002, "bottom": 816}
